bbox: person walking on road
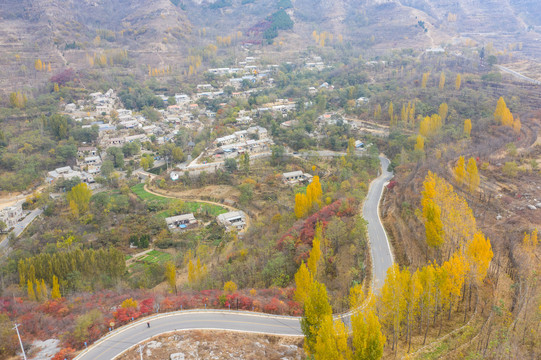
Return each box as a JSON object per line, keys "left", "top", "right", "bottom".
{"left": 147, "top": 322, "right": 150, "bottom": 328}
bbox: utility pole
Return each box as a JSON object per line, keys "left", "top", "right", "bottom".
{"left": 13, "top": 324, "right": 27, "bottom": 360}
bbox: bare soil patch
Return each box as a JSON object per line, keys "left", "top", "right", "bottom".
{"left": 116, "top": 330, "right": 304, "bottom": 360}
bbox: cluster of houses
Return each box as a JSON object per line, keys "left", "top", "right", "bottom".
{"left": 64, "top": 89, "right": 117, "bottom": 119}
{"left": 210, "top": 126, "right": 273, "bottom": 160}
{"left": 165, "top": 210, "right": 247, "bottom": 233}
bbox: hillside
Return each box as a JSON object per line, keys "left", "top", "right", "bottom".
{"left": 0, "top": 0, "right": 541, "bottom": 94}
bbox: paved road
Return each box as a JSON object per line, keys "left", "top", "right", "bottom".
{"left": 495, "top": 65, "right": 541, "bottom": 85}
{"left": 363, "top": 156, "right": 394, "bottom": 290}
{"left": 75, "top": 311, "right": 302, "bottom": 360}
{"left": 12, "top": 208, "right": 43, "bottom": 238}
{"left": 75, "top": 156, "right": 393, "bottom": 360}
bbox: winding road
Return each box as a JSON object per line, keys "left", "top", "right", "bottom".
{"left": 75, "top": 156, "right": 394, "bottom": 360}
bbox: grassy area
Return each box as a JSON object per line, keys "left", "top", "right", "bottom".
{"left": 140, "top": 250, "right": 172, "bottom": 264}
{"left": 131, "top": 183, "right": 174, "bottom": 205}
{"left": 131, "top": 183, "right": 228, "bottom": 217}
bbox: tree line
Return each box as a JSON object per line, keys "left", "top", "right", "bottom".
{"left": 18, "top": 247, "right": 126, "bottom": 295}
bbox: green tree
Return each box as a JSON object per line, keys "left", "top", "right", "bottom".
{"left": 224, "top": 158, "right": 237, "bottom": 172}
{"left": 240, "top": 152, "right": 250, "bottom": 174}
{"left": 101, "top": 160, "right": 114, "bottom": 178}
{"left": 107, "top": 147, "right": 125, "bottom": 168}
{"left": 48, "top": 114, "right": 69, "bottom": 140}
{"left": 172, "top": 146, "right": 185, "bottom": 162}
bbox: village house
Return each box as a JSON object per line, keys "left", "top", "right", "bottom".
{"left": 47, "top": 166, "right": 81, "bottom": 181}
{"left": 100, "top": 136, "right": 125, "bottom": 149}
{"left": 282, "top": 171, "right": 313, "bottom": 185}
{"left": 247, "top": 126, "right": 268, "bottom": 139}
{"left": 174, "top": 94, "right": 191, "bottom": 105}
{"left": 217, "top": 211, "right": 247, "bottom": 232}
{"left": 77, "top": 146, "right": 98, "bottom": 158}
{"left": 165, "top": 213, "right": 198, "bottom": 231}
{"left": 65, "top": 103, "right": 77, "bottom": 113}
{"left": 125, "top": 134, "right": 148, "bottom": 143}
{"left": 0, "top": 203, "right": 24, "bottom": 229}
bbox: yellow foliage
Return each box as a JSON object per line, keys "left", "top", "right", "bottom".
{"left": 223, "top": 280, "right": 238, "bottom": 294}
{"left": 414, "top": 135, "right": 425, "bottom": 152}
{"left": 454, "top": 156, "right": 466, "bottom": 186}
{"left": 121, "top": 298, "right": 138, "bottom": 309}
{"left": 464, "top": 119, "right": 472, "bottom": 137}
{"left": 439, "top": 72, "right": 445, "bottom": 90}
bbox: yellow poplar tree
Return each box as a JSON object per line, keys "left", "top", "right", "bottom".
{"left": 464, "top": 119, "right": 472, "bottom": 137}
{"left": 351, "top": 310, "right": 385, "bottom": 360}
{"left": 294, "top": 262, "right": 312, "bottom": 304}
{"left": 421, "top": 72, "right": 430, "bottom": 88}
{"left": 51, "top": 275, "right": 61, "bottom": 299}
{"left": 454, "top": 156, "right": 466, "bottom": 186}
{"left": 67, "top": 183, "right": 92, "bottom": 216}
{"left": 379, "top": 264, "right": 407, "bottom": 354}
{"left": 165, "top": 262, "right": 177, "bottom": 294}
{"left": 439, "top": 72, "right": 445, "bottom": 90}
{"left": 422, "top": 174, "right": 444, "bottom": 249}
{"left": 414, "top": 135, "right": 425, "bottom": 152}
{"left": 41, "top": 279, "right": 47, "bottom": 300}
{"left": 441, "top": 253, "right": 467, "bottom": 318}
{"left": 455, "top": 74, "right": 461, "bottom": 90}
{"left": 494, "top": 97, "right": 507, "bottom": 123}
{"left": 439, "top": 103, "right": 448, "bottom": 124}
{"left": 34, "top": 59, "right": 43, "bottom": 71}
{"left": 301, "top": 281, "right": 332, "bottom": 355}
{"left": 374, "top": 104, "right": 382, "bottom": 120}
{"left": 313, "top": 316, "right": 351, "bottom": 360}
{"left": 295, "top": 193, "right": 309, "bottom": 219}
{"left": 27, "top": 280, "right": 36, "bottom": 301}
{"left": 465, "top": 232, "right": 493, "bottom": 285}
{"left": 466, "top": 157, "right": 480, "bottom": 193}
{"left": 388, "top": 101, "right": 394, "bottom": 125}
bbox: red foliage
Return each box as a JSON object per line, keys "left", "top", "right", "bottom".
{"left": 50, "top": 68, "right": 76, "bottom": 85}
{"left": 113, "top": 307, "right": 140, "bottom": 324}
{"left": 139, "top": 298, "right": 154, "bottom": 314}
{"left": 263, "top": 297, "right": 288, "bottom": 314}
{"left": 277, "top": 199, "right": 345, "bottom": 250}
{"left": 386, "top": 180, "right": 397, "bottom": 190}
{"left": 38, "top": 299, "right": 70, "bottom": 317}
{"left": 52, "top": 347, "right": 76, "bottom": 360}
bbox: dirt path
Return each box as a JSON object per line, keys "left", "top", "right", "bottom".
{"left": 143, "top": 185, "right": 251, "bottom": 230}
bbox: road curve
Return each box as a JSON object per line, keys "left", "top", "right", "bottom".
{"left": 75, "top": 156, "right": 394, "bottom": 360}
{"left": 363, "top": 156, "right": 394, "bottom": 291}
